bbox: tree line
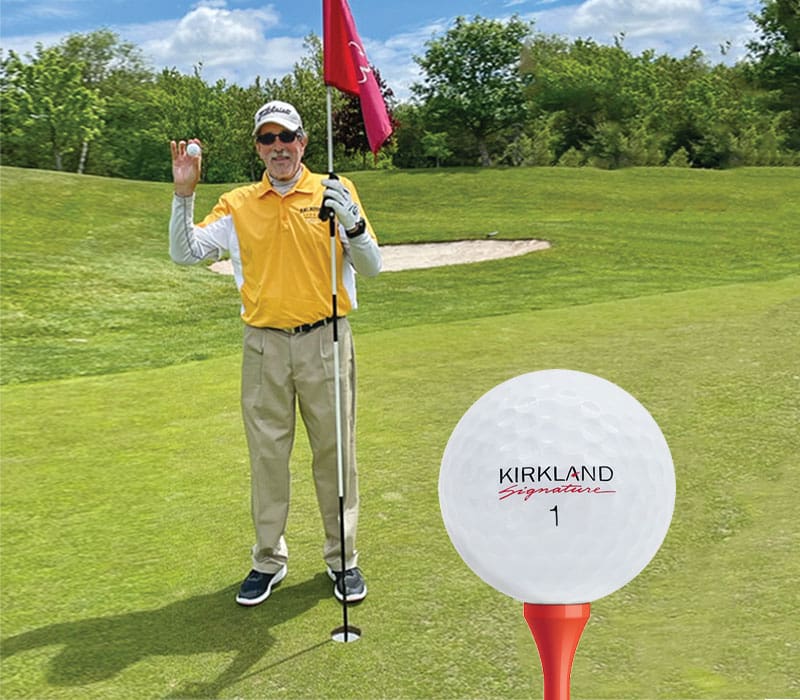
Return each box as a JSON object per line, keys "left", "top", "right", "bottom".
{"left": 1, "top": 0, "right": 798, "bottom": 182}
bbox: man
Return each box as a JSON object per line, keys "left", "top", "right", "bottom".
{"left": 169, "top": 100, "right": 381, "bottom": 606}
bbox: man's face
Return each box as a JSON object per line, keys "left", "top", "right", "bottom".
{"left": 256, "top": 123, "right": 307, "bottom": 182}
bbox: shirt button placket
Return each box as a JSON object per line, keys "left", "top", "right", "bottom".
{"left": 281, "top": 197, "right": 290, "bottom": 230}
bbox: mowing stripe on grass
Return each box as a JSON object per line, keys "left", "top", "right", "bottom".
{"left": 2, "top": 277, "right": 797, "bottom": 699}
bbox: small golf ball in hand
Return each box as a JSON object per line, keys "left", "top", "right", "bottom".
{"left": 186, "top": 143, "right": 201, "bottom": 157}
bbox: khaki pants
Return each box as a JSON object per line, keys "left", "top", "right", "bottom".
{"left": 241, "top": 319, "right": 359, "bottom": 574}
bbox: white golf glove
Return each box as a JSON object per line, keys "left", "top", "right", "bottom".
{"left": 322, "top": 178, "right": 361, "bottom": 231}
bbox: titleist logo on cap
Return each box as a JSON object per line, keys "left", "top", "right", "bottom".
{"left": 257, "top": 104, "right": 292, "bottom": 121}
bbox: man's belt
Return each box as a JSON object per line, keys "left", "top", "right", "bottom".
{"left": 269, "top": 316, "right": 339, "bottom": 335}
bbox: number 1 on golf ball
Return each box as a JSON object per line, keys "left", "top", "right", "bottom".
{"left": 439, "top": 369, "right": 675, "bottom": 604}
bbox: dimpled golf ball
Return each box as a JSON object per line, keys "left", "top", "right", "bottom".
{"left": 186, "top": 142, "right": 201, "bottom": 157}
{"left": 439, "top": 369, "right": 675, "bottom": 604}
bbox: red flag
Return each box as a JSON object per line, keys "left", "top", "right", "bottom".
{"left": 323, "top": 0, "right": 392, "bottom": 154}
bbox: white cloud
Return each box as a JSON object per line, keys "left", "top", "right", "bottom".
{"left": 529, "top": 0, "right": 759, "bottom": 62}
{"left": 132, "top": 3, "right": 305, "bottom": 84}
{"left": 573, "top": 0, "right": 702, "bottom": 35}
{"left": 0, "top": 0, "right": 84, "bottom": 24}
{"left": 1, "top": 31, "right": 68, "bottom": 57}
{"left": 0, "top": 2, "right": 307, "bottom": 86}
{"left": 0, "top": 0, "right": 88, "bottom": 55}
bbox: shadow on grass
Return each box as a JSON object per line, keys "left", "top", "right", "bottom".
{"left": 1, "top": 573, "right": 331, "bottom": 697}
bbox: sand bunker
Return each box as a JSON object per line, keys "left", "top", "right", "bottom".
{"left": 209, "top": 238, "right": 550, "bottom": 275}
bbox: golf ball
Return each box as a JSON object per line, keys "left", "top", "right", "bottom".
{"left": 186, "top": 142, "right": 201, "bottom": 157}
{"left": 439, "top": 369, "right": 675, "bottom": 604}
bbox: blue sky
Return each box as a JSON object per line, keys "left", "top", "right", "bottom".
{"left": 1, "top": 0, "right": 761, "bottom": 99}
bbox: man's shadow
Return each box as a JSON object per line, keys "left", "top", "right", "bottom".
{"left": 1, "top": 573, "right": 330, "bottom": 698}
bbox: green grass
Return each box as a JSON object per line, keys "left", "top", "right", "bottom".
{"left": 1, "top": 165, "right": 799, "bottom": 699}
{"left": 1, "top": 166, "right": 797, "bottom": 384}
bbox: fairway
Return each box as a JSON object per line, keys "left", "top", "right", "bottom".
{"left": 1, "top": 166, "right": 798, "bottom": 699}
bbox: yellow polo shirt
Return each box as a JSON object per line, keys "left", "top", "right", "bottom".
{"left": 197, "top": 167, "right": 373, "bottom": 329}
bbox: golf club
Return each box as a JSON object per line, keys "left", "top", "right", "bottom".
{"left": 324, "top": 172, "right": 361, "bottom": 644}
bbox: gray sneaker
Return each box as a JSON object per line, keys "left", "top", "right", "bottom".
{"left": 327, "top": 566, "right": 367, "bottom": 603}
{"left": 235, "top": 565, "right": 287, "bottom": 606}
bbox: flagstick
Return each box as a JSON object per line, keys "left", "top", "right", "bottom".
{"left": 329, "top": 210, "right": 350, "bottom": 642}
{"left": 324, "top": 0, "right": 388, "bottom": 643}
{"left": 326, "top": 87, "right": 334, "bottom": 174}
{"left": 325, "top": 84, "right": 360, "bottom": 644}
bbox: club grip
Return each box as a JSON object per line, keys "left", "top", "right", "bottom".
{"left": 319, "top": 171, "right": 339, "bottom": 222}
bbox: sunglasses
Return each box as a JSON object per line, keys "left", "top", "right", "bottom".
{"left": 255, "top": 130, "right": 300, "bottom": 145}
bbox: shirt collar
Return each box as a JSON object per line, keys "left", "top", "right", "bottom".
{"left": 257, "top": 165, "right": 314, "bottom": 197}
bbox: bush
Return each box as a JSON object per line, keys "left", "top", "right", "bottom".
{"left": 557, "top": 147, "right": 585, "bottom": 167}
{"left": 667, "top": 147, "right": 691, "bottom": 167}
{"left": 501, "top": 132, "right": 555, "bottom": 166}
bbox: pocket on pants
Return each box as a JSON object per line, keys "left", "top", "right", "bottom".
{"left": 242, "top": 325, "right": 266, "bottom": 389}
{"left": 318, "top": 325, "right": 334, "bottom": 378}
{"left": 318, "top": 320, "right": 351, "bottom": 380}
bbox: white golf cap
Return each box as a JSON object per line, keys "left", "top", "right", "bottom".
{"left": 252, "top": 100, "right": 303, "bottom": 136}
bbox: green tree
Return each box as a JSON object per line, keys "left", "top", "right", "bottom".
{"left": 57, "top": 30, "right": 156, "bottom": 177}
{"left": 412, "top": 15, "right": 534, "bottom": 166}
{"left": 152, "top": 66, "right": 256, "bottom": 184}
{"left": 659, "top": 58, "right": 773, "bottom": 168}
{"left": 0, "top": 45, "right": 104, "bottom": 172}
{"left": 500, "top": 113, "right": 557, "bottom": 166}
{"left": 391, "top": 103, "right": 429, "bottom": 168}
{"left": 521, "top": 36, "right": 664, "bottom": 162}
{"left": 420, "top": 131, "right": 452, "bottom": 167}
{"left": 520, "top": 35, "right": 787, "bottom": 168}
{"left": 747, "top": 0, "right": 800, "bottom": 149}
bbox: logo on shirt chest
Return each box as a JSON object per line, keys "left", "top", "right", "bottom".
{"left": 299, "top": 205, "right": 323, "bottom": 223}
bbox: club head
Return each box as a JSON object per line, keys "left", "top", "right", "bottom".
{"left": 330, "top": 625, "right": 362, "bottom": 643}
